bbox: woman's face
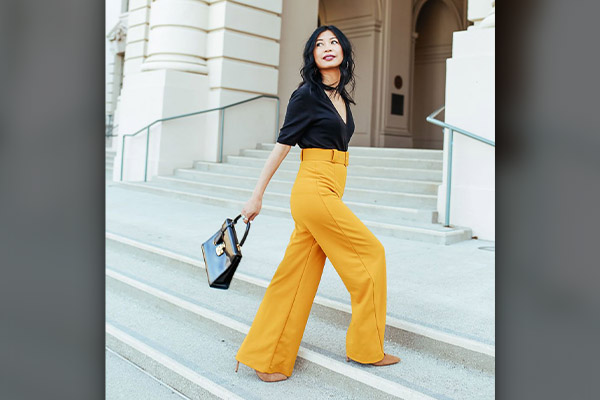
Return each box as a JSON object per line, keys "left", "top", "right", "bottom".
{"left": 313, "top": 30, "right": 344, "bottom": 71}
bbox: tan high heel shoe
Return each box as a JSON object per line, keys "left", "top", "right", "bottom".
{"left": 235, "top": 360, "right": 288, "bottom": 382}
{"left": 345, "top": 353, "right": 401, "bottom": 366}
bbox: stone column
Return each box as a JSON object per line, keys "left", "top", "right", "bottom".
{"left": 204, "top": 0, "right": 283, "bottom": 161}
{"left": 122, "top": 0, "right": 151, "bottom": 77}
{"left": 479, "top": 1, "right": 495, "bottom": 29}
{"left": 468, "top": 0, "right": 495, "bottom": 28}
{"left": 436, "top": 0, "right": 495, "bottom": 240}
{"left": 115, "top": 0, "right": 286, "bottom": 181}
{"left": 141, "top": 0, "right": 208, "bottom": 74}
{"left": 114, "top": 0, "right": 210, "bottom": 182}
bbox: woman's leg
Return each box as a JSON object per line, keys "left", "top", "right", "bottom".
{"left": 235, "top": 220, "right": 326, "bottom": 377}
{"left": 236, "top": 155, "right": 386, "bottom": 376}
{"left": 301, "top": 163, "right": 387, "bottom": 363}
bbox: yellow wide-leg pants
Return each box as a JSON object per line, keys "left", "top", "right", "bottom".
{"left": 235, "top": 148, "right": 387, "bottom": 377}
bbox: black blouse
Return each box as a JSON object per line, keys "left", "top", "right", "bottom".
{"left": 276, "top": 83, "right": 355, "bottom": 151}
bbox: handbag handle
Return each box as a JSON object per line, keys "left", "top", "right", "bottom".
{"left": 213, "top": 214, "right": 251, "bottom": 247}
{"left": 233, "top": 214, "right": 251, "bottom": 247}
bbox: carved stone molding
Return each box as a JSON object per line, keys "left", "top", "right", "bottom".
{"left": 107, "top": 15, "right": 128, "bottom": 54}
{"left": 479, "top": 0, "right": 495, "bottom": 29}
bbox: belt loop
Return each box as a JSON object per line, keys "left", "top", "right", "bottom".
{"left": 331, "top": 149, "right": 335, "bottom": 162}
{"left": 300, "top": 149, "right": 304, "bottom": 161}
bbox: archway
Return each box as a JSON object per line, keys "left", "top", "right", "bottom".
{"left": 411, "top": 0, "right": 461, "bottom": 149}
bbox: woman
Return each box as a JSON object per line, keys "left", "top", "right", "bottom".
{"left": 235, "top": 25, "right": 400, "bottom": 382}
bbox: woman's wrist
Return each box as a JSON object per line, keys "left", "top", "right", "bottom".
{"left": 251, "top": 192, "right": 263, "bottom": 201}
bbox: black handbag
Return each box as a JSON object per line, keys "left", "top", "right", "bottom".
{"left": 201, "top": 214, "right": 251, "bottom": 289}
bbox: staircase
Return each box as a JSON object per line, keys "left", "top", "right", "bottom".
{"left": 105, "top": 232, "right": 494, "bottom": 399}
{"left": 115, "top": 143, "right": 472, "bottom": 245}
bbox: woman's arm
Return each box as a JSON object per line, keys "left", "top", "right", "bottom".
{"left": 241, "top": 143, "right": 292, "bottom": 223}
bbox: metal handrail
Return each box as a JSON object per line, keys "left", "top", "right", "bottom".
{"left": 426, "top": 105, "right": 495, "bottom": 227}
{"left": 119, "top": 94, "right": 280, "bottom": 181}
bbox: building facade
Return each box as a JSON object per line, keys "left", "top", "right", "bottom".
{"left": 105, "top": 0, "right": 495, "bottom": 239}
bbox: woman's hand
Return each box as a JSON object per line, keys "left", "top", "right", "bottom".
{"left": 241, "top": 196, "right": 262, "bottom": 223}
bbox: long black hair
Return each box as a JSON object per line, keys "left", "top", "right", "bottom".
{"left": 298, "top": 25, "right": 356, "bottom": 105}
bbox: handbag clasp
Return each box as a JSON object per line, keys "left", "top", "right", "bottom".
{"left": 215, "top": 242, "right": 226, "bottom": 256}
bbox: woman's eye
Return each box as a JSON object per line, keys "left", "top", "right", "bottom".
{"left": 332, "top": 40, "right": 338, "bottom": 44}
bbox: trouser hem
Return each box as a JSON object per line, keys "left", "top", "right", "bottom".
{"left": 346, "top": 351, "right": 386, "bottom": 364}
{"left": 235, "top": 355, "right": 292, "bottom": 377}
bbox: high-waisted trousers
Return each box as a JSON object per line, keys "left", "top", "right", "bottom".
{"left": 235, "top": 148, "right": 387, "bottom": 377}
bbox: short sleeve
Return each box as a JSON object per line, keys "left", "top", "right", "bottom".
{"left": 276, "top": 87, "right": 313, "bottom": 146}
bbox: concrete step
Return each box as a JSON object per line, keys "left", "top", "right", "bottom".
{"left": 106, "top": 348, "right": 189, "bottom": 400}
{"left": 107, "top": 235, "right": 495, "bottom": 365}
{"left": 258, "top": 143, "right": 444, "bottom": 161}
{"left": 160, "top": 174, "right": 438, "bottom": 209}
{"left": 115, "top": 180, "right": 471, "bottom": 244}
{"left": 141, "top": 176, "right": 438, "bottom": 223}
{"left": 106, "top": 323, "right": 240, "bottom": 400}
{"left": 106, "top": 274, "right": 413, "bottom": 399}
{"left": 105, "top": 184, "right": 494, "bottom": 346}
{"left": 106, "top": 150, "right": 116, "bottom": 170}
{"left": 175, "top": 167, "right": 440, "bottom": 195}
{"left": 193, "top": 159, "right": 442, "bottom": 182}
{"left": 152, "top": 176, "right": 441, "bottom": 220}
{"left": 240, "top": 149, "right": 443, "bottom": 170}
{"left": 106, "top": 238, "right": 494, "bottom": 399}
{"left": 227, "top": 154, "right": 443, "bottom": 171}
